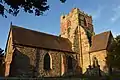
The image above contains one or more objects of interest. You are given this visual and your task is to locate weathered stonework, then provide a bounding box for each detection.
[79,26,91,73]
[9,45,36,77]
[9,45,80,77]
[60,8,93,73]
[4,29,14,77]
[90,50,108,74]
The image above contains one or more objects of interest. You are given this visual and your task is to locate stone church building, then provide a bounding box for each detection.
[3,8,114,77]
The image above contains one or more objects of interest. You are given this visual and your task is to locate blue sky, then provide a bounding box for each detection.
[0,0,120,49]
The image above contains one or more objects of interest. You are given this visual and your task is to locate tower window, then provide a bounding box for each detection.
[79,14,87,27]
[80,15,84,20]
[44,53,51,70]
[79,15,85,26]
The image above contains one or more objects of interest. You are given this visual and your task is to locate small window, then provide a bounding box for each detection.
[44,53,51,70]
[80,15,84,20]
[80,20,85,26]
[79,14,87,27]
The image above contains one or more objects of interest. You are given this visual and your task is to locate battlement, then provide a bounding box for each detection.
[60,8,94,36]
[61,8,92,20]
[70,8,92,17]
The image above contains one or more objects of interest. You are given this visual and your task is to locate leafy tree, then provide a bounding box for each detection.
[0,0,66,18]
[107,35,120,70]
[0,48,3,54]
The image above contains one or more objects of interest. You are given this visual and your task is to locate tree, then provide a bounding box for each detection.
[107,35,120,69]
[0,0,66,18]
[0,48,3,54]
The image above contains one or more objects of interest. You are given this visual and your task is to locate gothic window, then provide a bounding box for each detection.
[44,53,51,70]
[67,56,73,70]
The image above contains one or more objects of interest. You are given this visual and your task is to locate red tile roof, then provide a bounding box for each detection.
[11,25,74,53]
[90,31,113,52]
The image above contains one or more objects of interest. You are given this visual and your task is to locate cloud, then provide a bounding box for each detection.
[89,6,104,20]
[111,5,120,22]
[92,7,102,19]
[111,31,120,37]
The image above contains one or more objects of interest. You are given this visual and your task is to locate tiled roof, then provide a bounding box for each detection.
[90,31,113,52]
[11,25,74,53]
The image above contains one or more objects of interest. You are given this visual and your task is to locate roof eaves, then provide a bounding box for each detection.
[13,43,77,54]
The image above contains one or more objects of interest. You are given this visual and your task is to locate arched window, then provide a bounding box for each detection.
[67,56,73,70]
[44,53,51,70]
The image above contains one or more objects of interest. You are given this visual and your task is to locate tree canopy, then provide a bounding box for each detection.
[0,0,66,18]
[0,48,3,54]
[107,35,120,69]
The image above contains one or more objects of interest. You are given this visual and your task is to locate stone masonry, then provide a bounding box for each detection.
[9,44,80,77]
[60,8,94,73]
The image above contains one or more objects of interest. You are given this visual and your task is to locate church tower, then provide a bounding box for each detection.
[60,8,94,73]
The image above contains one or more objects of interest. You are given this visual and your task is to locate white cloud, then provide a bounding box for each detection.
[110,29,120,37]
[88,6,104,20]
[111,5,120,22]
[92,7,102,19]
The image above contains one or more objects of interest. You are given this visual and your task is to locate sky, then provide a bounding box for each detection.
[0,0,120,49]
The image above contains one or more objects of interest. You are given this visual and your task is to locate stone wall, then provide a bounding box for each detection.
[9,45,80,77]
[79,26,91,73]
[4,30,14,77]
[9,45,36,77]
[90,50,108,74]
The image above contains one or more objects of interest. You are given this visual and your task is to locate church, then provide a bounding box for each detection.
[3,8,114,77]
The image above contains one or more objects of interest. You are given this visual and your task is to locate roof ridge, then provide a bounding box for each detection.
[11,25,66,39]
[93,30,111,37]
[90,30,112,52]
[11,25,73,52]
